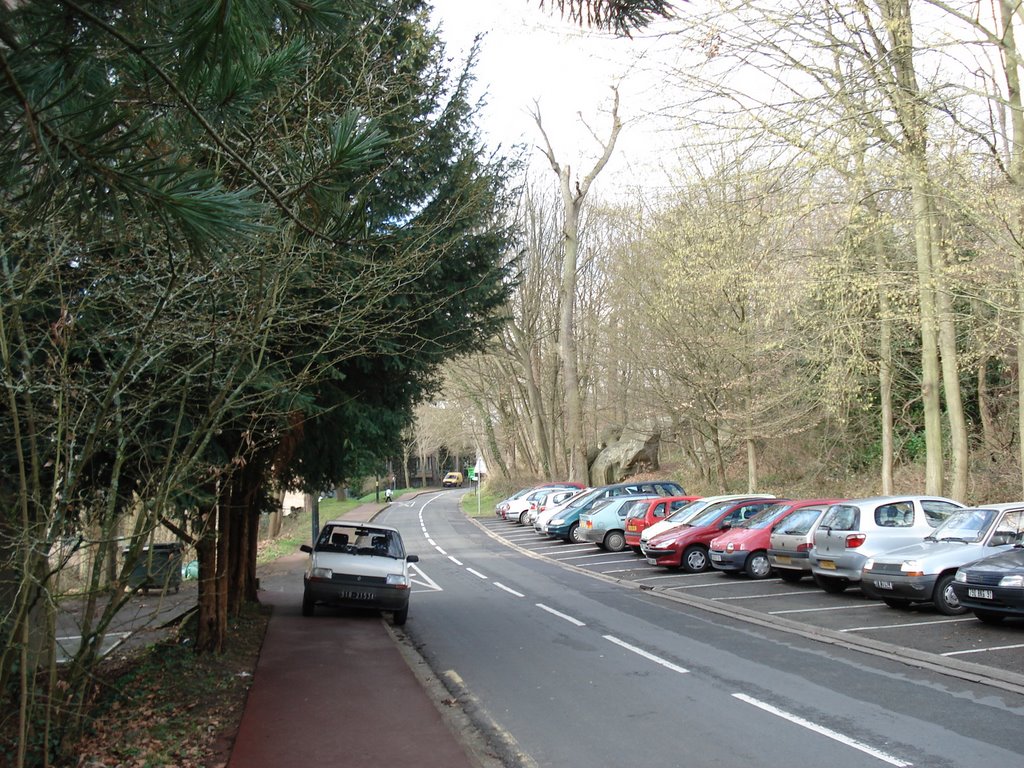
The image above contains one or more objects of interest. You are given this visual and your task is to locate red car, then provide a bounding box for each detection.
[641,497,779,572]
[624,496,700,553]
[708,499,842,579]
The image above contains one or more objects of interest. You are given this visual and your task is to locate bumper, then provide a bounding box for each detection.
[860,572,936,601]
[579,526,608,544]
[809,551,866,581]
[768,549,811,572]
[709,549,746,572]
[952,584,1024,616]
[303,576,410,613]
[640,545,680,567]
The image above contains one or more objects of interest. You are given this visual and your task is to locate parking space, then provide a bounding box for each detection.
[479,517,1024,676]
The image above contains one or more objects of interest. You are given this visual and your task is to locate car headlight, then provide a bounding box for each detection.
[863,559,874,570]
[387,573,409,588]
[550,518,564,526]
[726,542,743,553]
[954,570,967,583]
[999,574,1024,588]
[310,567,333,580]
[899,560,925,577]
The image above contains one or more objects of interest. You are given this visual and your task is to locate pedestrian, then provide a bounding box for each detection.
[385,487,393,503]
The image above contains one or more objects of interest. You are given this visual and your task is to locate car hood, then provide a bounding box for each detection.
[871,538,1010,570]
[712,528,763,548]
[960,546,1024,573]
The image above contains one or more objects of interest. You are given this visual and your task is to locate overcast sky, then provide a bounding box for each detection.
[428,0,688,192]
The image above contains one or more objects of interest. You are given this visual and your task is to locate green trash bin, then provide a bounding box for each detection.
[125,543,183,594]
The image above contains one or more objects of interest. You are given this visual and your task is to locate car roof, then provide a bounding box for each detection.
[322,520,399,533]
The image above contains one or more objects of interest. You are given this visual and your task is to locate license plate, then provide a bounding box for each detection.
[711,553,723,562]
[646,558,657,565]
[819,560,836,570]
[873,580,893,590]
[968,588,994,600]
[626,523,637,531]
[775,555,791,564]
[341,591,374,601]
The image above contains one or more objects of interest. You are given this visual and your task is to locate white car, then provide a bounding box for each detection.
[300,520,419,625]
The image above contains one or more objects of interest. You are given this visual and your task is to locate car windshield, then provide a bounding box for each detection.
[665,499,708,522]
[316,525,404,559]
[625,498,656,519]
[685,500,737,528]
[737,502,794,530]
[564,488,604,511]
[774,507,824,535]
[928,508,1001,543]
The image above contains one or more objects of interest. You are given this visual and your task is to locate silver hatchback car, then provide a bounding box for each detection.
[808,495,964,593]
[861,503,1024,614]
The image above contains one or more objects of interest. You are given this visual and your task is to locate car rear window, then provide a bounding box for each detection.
[820,504,859,531]
[775,507,824,535]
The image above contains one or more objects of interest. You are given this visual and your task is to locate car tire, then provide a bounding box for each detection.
[813,574,848,593]
[519,510,528,525]
[393,606,409,626]
[973,609,1004,625]
[883,598,912,610]
[777,570,802,583]
[744,551,772,579]
[932,573,968,616]
[301,591,314,617]
[568,522,583,544]
[604,531,627,552]
[682,545,709,573]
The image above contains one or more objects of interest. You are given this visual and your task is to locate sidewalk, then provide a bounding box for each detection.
[228,500,481,768]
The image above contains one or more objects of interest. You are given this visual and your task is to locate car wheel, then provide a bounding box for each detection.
[568,522,583,544]
[301,591,314,617]
[883,598,912,610]
[744,551,772,579]
[604,531,627,552]
[393,606,409,626]
[932,573,968,616]
[813,574,848,593]
[519,510,528,525]
[974,609,1004,625]
[777,570,802,583]
[682,545,709,573]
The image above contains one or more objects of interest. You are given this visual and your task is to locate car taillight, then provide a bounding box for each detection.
[845,534,866,548]
[530,502,537,510]
[796,543,812,552]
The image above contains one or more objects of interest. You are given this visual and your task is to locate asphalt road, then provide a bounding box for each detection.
[378,491,1024,768]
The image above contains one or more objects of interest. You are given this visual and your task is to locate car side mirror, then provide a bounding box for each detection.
[407,554,419,563]
[300,544,312,554]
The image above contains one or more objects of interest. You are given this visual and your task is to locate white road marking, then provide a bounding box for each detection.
[466,568,488,580]
[841,618,975,632]
[769,603,883,615]
[943,642,1024,656]
[713,591,809,600]
[494,582,525,597]
[603,634,689,675]
[536,603,586,626]
[560,552,632,561]
[427,537,437,547]
[409,563,442,592]
[447,555,463,566]
[732,693,912,767]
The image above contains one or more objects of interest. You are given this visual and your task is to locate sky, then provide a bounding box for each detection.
[427,0,690,193]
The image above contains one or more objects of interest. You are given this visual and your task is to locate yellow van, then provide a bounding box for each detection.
[442,471,464,488]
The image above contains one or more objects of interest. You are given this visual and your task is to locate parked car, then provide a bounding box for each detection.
[542,480,687,543]
[300,520,419,625]
[502,485,577,523]
[513,486,579,525]
[579,495,659,551]
[442,471,464,487]
[952,535,1024,623]
[808,495,964,593]
[495,486,536,518]
[861,503,1024,614]
[709,499,842,579]
[623,495,701,553]
[768,504,835,582]
[640,494,776,546]
[641,497,779,572]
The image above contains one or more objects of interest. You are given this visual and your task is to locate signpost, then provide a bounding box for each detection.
[473,456,488,516]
